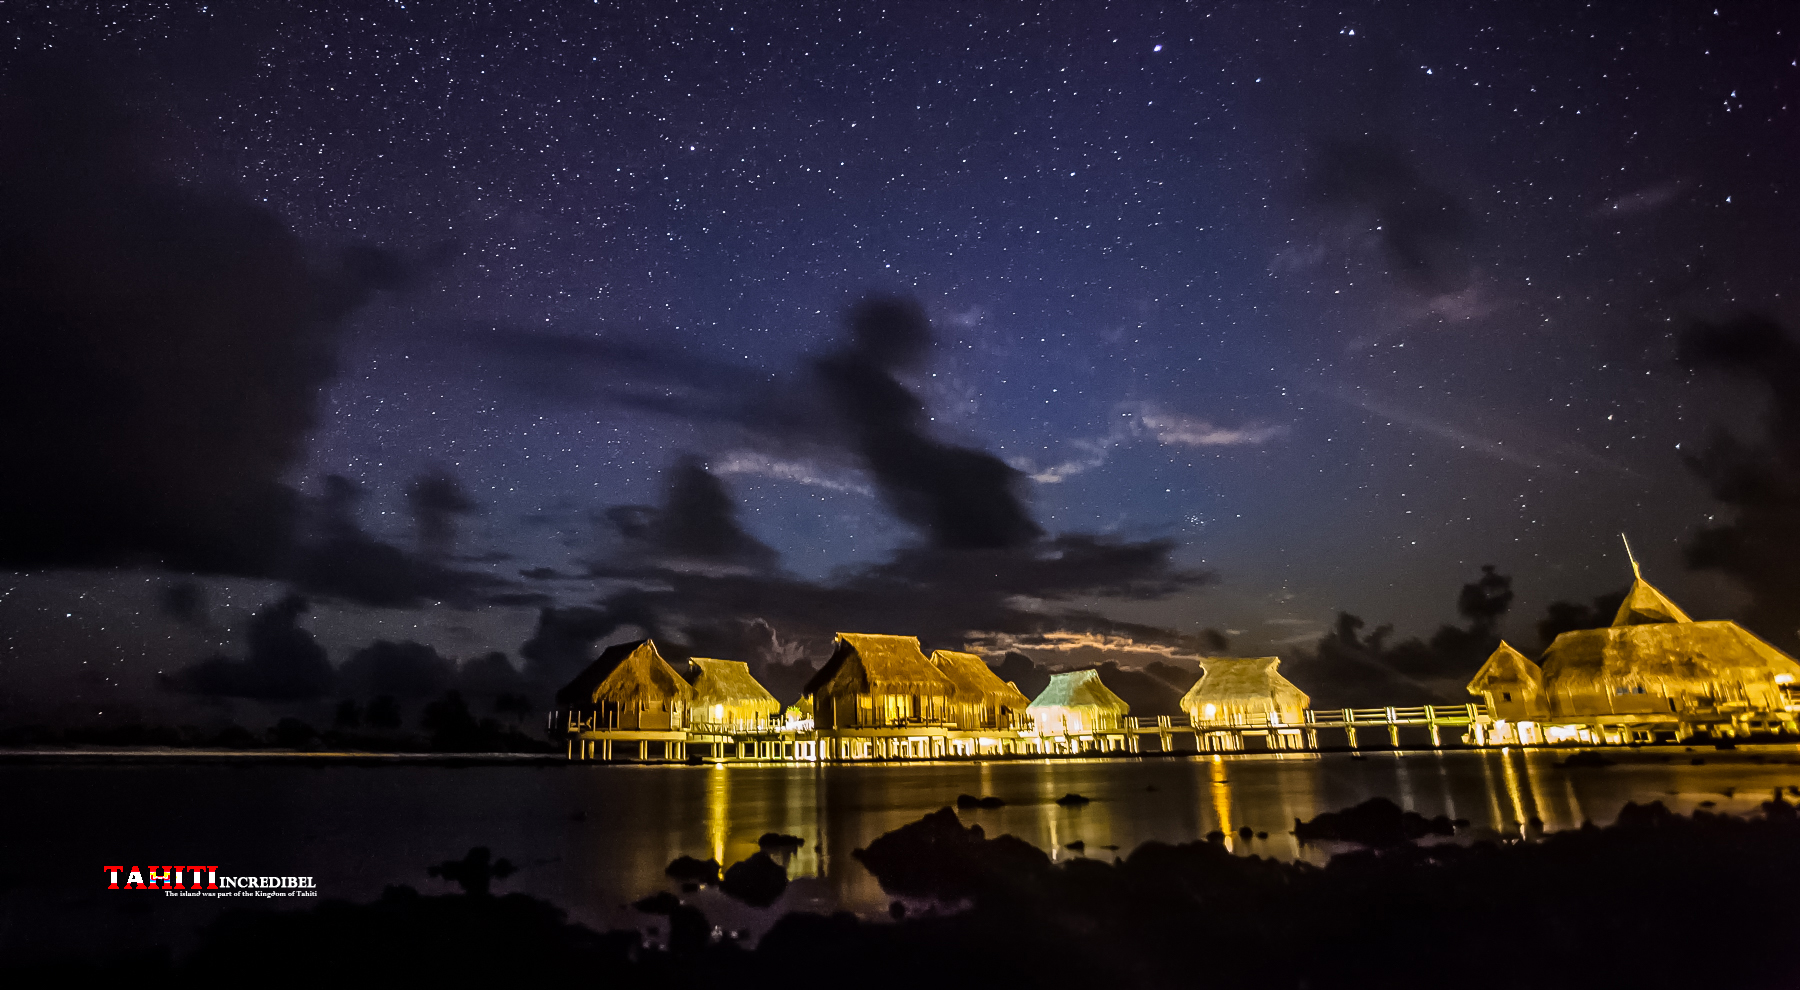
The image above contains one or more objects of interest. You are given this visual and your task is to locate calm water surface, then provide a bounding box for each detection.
[6,747,1800,957]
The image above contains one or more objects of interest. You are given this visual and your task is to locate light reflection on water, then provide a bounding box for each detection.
[7,748,1800,952]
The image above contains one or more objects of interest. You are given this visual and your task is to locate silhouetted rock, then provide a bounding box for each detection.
[1293,797,1455,847]
[426,847,516,896]
[633,891,681,914]
[852,807,1051,900]
[756,832,805,852]
[719,852,787,907]
[1055,792,1090,806]
[665,855,721,885]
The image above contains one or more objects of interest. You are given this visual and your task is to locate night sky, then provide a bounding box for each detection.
[3,1,1798,725]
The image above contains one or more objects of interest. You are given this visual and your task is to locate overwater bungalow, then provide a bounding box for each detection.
[1468,568,1800,744]
[557,640,695,759]
[687,657,781,733]
[804,633,957,759]
[928,649,1032,731]
[1027,669,1130,751]
[1180,656,1310,727]
[1465,642,1546,736]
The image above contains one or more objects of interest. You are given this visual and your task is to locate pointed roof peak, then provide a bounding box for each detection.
[1611,578,1692,626]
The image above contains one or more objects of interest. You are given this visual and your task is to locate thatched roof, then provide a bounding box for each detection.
[1180,657,1309,717]
[1541,620,1800,693]
[1467,641,1543,694]
[929,650,1032,709]
[555,640,694,707]
[1611,578,1692,626]
[802,633,955,697]
[1027,668,1130,715]
[688,658,779,711]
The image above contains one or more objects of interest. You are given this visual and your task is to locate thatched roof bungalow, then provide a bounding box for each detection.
[687,658,780,732]
[1180,657,1310,726]
[1466,641,1545,722]
[555,640,693,731]
[1535,576,1800,719]
[1027,668,1129,735]
[804,633,955,729]
[929,650,1032,730]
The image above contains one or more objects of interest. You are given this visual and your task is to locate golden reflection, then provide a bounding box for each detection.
[1207,756,1234,851]
[706,762,729,866]
[1499,748,1530,836]
[1523,750,1556,830]
[1478,750,1507,832]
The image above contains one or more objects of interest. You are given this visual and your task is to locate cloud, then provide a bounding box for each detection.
[336,640,457,700]
[293,475,505,608]
[0,70,486,609]
[1308,136,1474,294]
[161,594,335,700]
[405,468,479,557]
[1678,314,1800,648]
[1136,407,1287,448]
[600,454,778,572]
[1013,403,1284,483]
[815,296,1043,550]
[713,451,872,495]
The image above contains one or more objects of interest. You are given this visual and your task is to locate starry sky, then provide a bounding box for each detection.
[2,1,1798,723]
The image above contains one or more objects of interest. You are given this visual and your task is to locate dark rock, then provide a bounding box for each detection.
[1064,840,1085,851]
[1293,797,1455,848]
[665,855,721,885]
[632,891,681,914]
[955,793,982,809]
[720,852,787,907]
[852,807,1050,900]
[978,796,1006,808]
[1055,792,1091,806]
[1237,825,1254,839]
[757,832,805,852]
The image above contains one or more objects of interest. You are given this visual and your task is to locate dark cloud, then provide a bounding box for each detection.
[405,468,479,557]
[336,640,456,701]
[1309,136,1473,294]
[1288,565,1513,706]
[1679,314,1800,647]
[161,594,334,700]
[294,475,503,608]
[601,455,777,570]
[157,580,209,629]
[1536,587,1628,651]
[816,297,1041,550]
[0,72,491,610]
[0,73,412,576]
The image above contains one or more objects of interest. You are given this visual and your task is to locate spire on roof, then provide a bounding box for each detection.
[1610,536,1692,626]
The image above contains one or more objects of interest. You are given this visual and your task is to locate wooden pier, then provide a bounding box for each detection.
[554,703,1505,762]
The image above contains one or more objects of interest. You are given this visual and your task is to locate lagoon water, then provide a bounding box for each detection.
[6,747,1800,958]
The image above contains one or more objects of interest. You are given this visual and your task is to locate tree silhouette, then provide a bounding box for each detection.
[427,847,515,897]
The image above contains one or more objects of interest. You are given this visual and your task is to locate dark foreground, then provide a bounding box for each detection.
[18,796,1800,990]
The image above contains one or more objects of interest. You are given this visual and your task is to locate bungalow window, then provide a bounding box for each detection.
[1501,692,1512,702]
